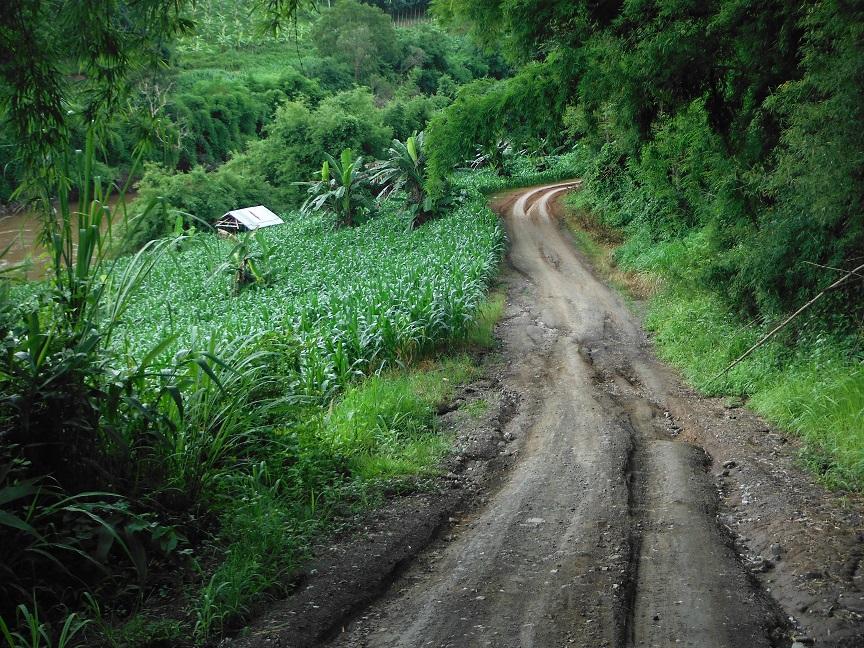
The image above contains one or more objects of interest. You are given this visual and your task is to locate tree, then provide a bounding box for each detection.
[249,88,392,206]
[425,63,567,194]
[0,1,193,185]
[370,132,433,226]
[310,0,399,84]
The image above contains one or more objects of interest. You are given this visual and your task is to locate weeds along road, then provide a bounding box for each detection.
[327,182,788,648]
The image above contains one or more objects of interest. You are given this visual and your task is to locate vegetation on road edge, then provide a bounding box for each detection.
[563,188,864,491]
[427,1,863,491]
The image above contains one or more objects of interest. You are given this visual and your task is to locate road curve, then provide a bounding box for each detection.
[327,182,785,648]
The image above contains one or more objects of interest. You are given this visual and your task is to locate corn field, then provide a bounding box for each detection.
[114,199,505,400]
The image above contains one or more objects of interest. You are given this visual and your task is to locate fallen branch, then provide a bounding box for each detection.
[804,260,864,279]
[707,262,864,385]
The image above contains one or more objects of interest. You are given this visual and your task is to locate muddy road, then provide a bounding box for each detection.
[324,181,783,648]
[236,182,864,648]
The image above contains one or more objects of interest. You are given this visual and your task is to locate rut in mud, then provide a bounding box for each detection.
[319,183,787,648]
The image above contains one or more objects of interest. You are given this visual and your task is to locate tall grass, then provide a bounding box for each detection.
[322,355,477,479]
[189,353,480,642]
[644,287,864,489]
[0,132,196,645]
[750,355,864,489]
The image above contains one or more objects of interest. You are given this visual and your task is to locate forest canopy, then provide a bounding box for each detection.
[427,0,864,326]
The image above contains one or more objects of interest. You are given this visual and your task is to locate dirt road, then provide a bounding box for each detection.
[236,182,864,648]
[322,182,786,648]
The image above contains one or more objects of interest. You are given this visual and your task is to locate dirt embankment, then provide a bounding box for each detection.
[229,183,864,648]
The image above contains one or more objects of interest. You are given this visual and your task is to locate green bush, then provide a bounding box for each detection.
[123,158,276,250]
[249,88,392,206]
[383,93,450,141]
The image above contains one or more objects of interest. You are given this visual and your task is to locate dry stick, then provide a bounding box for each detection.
[707,262,864,385]
[804,260,864,278]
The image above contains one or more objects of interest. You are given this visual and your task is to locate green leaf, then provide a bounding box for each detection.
[0,509,40,537]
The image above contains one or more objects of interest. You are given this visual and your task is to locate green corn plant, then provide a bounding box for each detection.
[111,176,507,415]
[0,601,88,648]
[149,332,292,504]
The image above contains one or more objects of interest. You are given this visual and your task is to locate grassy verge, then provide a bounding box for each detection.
[561,204,659,301]
[95,298,500,647]
[561,194,864,491]
[189,352,484,643]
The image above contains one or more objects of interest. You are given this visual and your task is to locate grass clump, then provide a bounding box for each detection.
[561,198,659,300]
[462,290,506,348]
[750,356,864,490]
[645,288,863,489]
[324,355,477,480]
[190,354,480,641]
[462,399,489,418]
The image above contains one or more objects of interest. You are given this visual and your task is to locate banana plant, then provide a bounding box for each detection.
[213,231,274,294]
[299,148,368,227]
[468,139,526,175]
[369,131,434,227]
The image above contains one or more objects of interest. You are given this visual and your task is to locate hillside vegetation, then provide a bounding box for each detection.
[0,1,516,645]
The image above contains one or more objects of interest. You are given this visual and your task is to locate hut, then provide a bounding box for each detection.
[215,205,283,232]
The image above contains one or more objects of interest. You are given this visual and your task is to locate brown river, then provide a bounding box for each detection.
[0,194,132,279]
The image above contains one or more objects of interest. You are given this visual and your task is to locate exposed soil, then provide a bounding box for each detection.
[230,183,864,648]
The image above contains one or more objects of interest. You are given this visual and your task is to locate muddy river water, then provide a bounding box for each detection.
[0,194,131,279]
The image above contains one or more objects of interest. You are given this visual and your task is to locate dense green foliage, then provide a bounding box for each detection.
[0,0,191,172]
[311,1,400,83]
[429,0,864,327]
[168,72,324,170]
[1,1,502,206]
[0,1,508,643]
[113,1,502,249]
